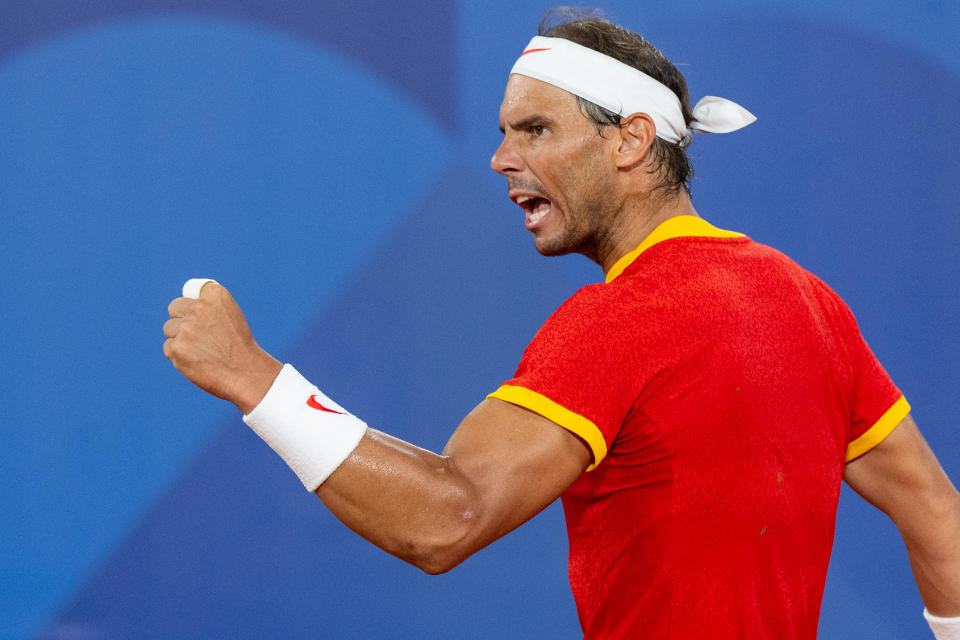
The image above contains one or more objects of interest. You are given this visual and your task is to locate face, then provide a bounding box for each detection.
[491,74,621,260]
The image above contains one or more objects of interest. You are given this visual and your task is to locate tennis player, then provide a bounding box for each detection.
[163,9,960,639]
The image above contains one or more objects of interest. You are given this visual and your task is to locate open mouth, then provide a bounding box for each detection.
[514,195,552,227]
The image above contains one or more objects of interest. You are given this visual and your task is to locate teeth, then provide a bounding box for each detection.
[515,195,532,204]
[527,209,548,224]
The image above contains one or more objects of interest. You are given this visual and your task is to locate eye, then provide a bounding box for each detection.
[530,124,544,136]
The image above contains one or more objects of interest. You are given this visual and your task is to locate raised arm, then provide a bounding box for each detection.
[844,414,960,619]
[163,281,591,574]
[316,397,590,573]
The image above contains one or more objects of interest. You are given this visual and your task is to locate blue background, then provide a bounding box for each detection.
[1,1,957,638]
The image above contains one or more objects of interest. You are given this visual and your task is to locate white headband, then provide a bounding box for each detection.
[510,36,756,145]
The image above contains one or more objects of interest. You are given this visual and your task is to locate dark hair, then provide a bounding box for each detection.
[538,7,694,195]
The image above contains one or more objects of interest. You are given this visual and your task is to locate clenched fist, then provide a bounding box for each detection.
[164,281,282,414]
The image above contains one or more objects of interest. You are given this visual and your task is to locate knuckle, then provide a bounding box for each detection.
[176,322,193,339]
[168,298,190,318]
[166,339,186,361]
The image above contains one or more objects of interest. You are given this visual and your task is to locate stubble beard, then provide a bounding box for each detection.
[536,165,622,264]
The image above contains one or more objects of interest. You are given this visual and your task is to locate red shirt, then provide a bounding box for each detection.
[489,216,908,639]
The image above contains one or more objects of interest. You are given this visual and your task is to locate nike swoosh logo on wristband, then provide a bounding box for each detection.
[306,395,344,414]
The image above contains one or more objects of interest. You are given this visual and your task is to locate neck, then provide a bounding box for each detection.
[596,189,698,276]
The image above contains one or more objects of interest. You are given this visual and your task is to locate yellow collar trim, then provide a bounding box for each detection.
[604,215,745,283]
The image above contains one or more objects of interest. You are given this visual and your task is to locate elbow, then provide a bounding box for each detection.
[415,547,475,575]
[404,505,484,575]
[409,460,487,575]
[415,552,471,576]
[389,457,491,575]
[408,528,479,575]
[416,557,458,576]
[895,485,960,547]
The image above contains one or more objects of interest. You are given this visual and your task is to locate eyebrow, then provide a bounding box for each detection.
[499,114,553,134]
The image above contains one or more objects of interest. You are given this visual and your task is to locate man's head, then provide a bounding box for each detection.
[538,9,695,195]
[490,9,694,264]
[492,72,632,262]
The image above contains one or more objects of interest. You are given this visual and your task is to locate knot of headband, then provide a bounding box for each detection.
[510,36,756,145]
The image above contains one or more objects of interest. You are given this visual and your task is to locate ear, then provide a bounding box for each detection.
[614,113,657,170]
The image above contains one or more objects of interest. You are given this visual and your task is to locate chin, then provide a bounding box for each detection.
[532,231,586,258]
[532,237,570,257]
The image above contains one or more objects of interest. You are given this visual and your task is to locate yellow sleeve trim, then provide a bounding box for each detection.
[845,396,911,462]
[487,384,608,471]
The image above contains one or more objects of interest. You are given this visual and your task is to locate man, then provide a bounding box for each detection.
[163,11,960,639]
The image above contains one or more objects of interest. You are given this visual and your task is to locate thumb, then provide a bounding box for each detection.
[182,278,220,300]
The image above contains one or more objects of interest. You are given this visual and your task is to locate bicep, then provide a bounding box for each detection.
[844,414,957,530]
[443,397,592,543]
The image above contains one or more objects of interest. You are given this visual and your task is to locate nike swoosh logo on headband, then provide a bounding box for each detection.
[520,47,551,56]
[307,395,344,414]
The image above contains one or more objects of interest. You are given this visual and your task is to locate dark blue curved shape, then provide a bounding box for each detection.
[0,0,457,130]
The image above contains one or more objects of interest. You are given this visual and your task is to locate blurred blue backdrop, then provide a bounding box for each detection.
[1,1,957,638]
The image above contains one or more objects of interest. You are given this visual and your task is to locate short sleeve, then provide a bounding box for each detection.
[487,285,652,470]
[838,301,910,461]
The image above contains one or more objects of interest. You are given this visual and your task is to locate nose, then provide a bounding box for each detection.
[490,136,522,175]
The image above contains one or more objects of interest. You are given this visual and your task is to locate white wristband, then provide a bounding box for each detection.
[925,608,960,639]
[243,364,367,491]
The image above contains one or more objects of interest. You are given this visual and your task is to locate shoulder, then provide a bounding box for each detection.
[549,282,617,319]
[526,277,675,364]
[529,284,618,350]
[731,238,859,315]
[540,278,655,334]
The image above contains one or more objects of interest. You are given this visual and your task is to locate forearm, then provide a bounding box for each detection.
[315,429,483,574]
[845,415,960,619]
[238,364,490,571]
[899,488,960,616]
[238,365,587,575]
